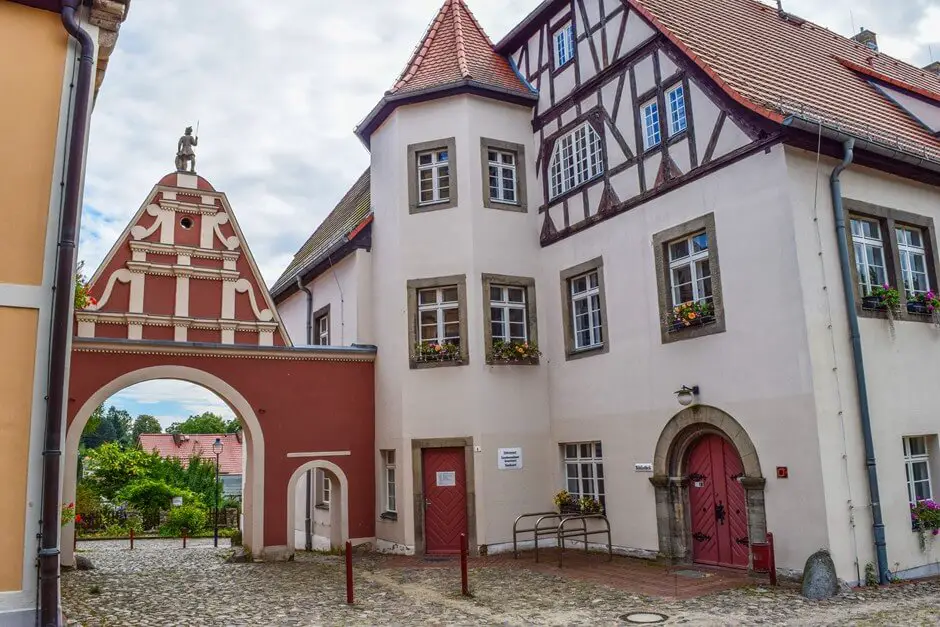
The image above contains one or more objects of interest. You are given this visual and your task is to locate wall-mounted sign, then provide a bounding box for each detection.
[776,466,789,479]
[436,471,456,487]
[634,463,653,472]
[498,447,523,470]
[171,496,183,507]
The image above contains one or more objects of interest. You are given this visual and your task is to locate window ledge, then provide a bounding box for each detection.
[486,357,540,366]
[379,511,398,522]
[410,358,467,370]
[315,503,330,511]
[565,344,607,361]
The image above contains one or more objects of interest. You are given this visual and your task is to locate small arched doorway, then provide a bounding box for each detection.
[686,434,748,568]
[650,405,766,568]
[286,460,349,552]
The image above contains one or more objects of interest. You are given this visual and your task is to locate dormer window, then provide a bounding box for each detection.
[548,122,603,200]
[554,22,575,69]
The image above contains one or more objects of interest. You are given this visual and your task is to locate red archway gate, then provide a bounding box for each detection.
[687,434,749,569]
[64,171,376,563]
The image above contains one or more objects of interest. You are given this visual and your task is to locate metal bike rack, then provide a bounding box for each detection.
[513,511,613,566]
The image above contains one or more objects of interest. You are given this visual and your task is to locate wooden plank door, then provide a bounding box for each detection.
[422,447,467,554]
[688,434,749,568]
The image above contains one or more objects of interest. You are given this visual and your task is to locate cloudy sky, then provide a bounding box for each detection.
[83,0,938,428]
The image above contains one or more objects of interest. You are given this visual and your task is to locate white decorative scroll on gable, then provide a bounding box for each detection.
[235,278,274,322]
[130,204,172,243]
[84,268,134,312]
[203,211,241,251]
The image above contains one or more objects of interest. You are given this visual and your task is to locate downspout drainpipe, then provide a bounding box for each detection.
[296,277,314,551]
[830,138,889,584]
[40,2,94,624]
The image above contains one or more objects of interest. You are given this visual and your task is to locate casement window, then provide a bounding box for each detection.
[896,226,930,297]
[408,138,457,213]
[407,275,469,367]
[548,122,604,200]
[481,138,527,212]
[666,84,688,136]
[641,99,661,150]
[313,305,330,346]
[554,22,575,68]
[560,259,607,359]
[417,149,450,205]
[851,218,887,296]
[482,274,538,364]
[653,213,726,343]
[487,149,517,204]
[382,449,397,514]
[903,436,932,505]
[316,470,331,508]
[570,271,603,350]
[668,231,711,306]
[562,442,605,509]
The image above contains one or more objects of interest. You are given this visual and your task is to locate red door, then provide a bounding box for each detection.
[422,447,468,554]
[687,434,749,568]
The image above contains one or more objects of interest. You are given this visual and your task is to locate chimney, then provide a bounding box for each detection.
[172,433,182,446]
[851,28,878,52]
[924,61,940,76]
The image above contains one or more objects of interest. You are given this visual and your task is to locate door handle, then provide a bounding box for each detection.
[425,499,432,508]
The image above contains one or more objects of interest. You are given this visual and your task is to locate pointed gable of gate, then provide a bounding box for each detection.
[76,171,291,346]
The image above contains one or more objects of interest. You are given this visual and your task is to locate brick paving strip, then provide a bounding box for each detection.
[62,540,940,626]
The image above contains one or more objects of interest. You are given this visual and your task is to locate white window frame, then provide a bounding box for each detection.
[316,313,329,345]
[554,22,574,68]
[548,122,604,200]
[666,84,687,136]
[851,218,887,296]
[562,442,605,508]
[315,470,331,508]
[904,436,933,506]
[382,450,396,514]
[487,149,518,204]
[896,226,931,297]
[570,271,602,350]
[641,99,661,150]
[417,286,461,347]
[489,285,527,343]
[668,231,711,306]
[416,149,451,205]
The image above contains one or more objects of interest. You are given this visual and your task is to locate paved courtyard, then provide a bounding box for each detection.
[63,540,940,626]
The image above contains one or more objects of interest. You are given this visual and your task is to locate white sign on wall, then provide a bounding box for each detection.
[498,447,523,470]
[171,496,183,507]
[634,463,653,473]
[436,471,456,487]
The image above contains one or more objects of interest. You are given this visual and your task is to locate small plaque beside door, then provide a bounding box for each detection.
[436,471,456,487]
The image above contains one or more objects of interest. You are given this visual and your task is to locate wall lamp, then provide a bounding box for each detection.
[675,385,699,406]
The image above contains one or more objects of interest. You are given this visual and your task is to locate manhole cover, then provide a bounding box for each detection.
[673,569,708,579]
[621,612,668,624]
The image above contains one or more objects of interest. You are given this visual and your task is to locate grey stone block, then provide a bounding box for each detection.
[801,549,839,600]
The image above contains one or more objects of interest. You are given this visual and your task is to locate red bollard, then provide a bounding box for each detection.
[129,527,134,550]
[345,541,353,605]
[182,529,187,549]
[767,532,777,586]
[460,533,469,596]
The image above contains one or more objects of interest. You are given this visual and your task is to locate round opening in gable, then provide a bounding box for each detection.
[180,216,194,230]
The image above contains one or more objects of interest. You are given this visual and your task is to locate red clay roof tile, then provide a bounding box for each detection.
[138,433,242,475]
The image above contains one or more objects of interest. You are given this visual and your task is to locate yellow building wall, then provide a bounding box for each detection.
[0,307,39,591]
[0,1,67,286]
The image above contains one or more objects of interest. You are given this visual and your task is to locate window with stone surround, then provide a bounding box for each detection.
[382,449,397,516]
[562,442,605,510]
[313,304,330,345]
[559,258,608,360]
[481,274,538,364]
[481,138,527,212]
[904,436,933,505]
[407,138,458,213]
[653,213,726,343]
[407,275,469,368]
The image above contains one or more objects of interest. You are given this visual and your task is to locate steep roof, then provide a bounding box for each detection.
[138,433,243,475]
[629,0,940,163]
[390,0,534,97]
[355,0,536,145]
[270,168,372,297]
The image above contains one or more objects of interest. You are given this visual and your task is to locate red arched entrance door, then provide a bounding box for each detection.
[687,434,749,568]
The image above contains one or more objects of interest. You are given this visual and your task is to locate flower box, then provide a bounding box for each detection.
[907,291,940,318]
[862,285,901,313]
[862,295,885,310]
[666,300,715,333]
[412,342,461,364]
[907,301,930,315]
[489,340,541,365]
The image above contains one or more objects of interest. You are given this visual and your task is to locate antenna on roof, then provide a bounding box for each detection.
[849,10,856,38]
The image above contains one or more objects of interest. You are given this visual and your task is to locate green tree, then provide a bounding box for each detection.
[81,405,133,448]
[83,442,160,500]
[166,412,240,434]
[131,414,162,442]
[151,454,219,510]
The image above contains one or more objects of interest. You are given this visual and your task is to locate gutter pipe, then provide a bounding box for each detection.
[296,277,314,551]
[40,2,95,625]
[829,138,890,584]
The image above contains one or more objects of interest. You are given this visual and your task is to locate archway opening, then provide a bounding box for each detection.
[62,366,265,566]
[286,460,349,553]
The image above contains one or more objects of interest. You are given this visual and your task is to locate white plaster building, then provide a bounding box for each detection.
[272,0,940,583]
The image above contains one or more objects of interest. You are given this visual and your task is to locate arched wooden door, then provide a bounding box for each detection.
[687,434,749,568]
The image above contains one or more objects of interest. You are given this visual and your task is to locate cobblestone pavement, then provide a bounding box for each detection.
[62,540,940,626]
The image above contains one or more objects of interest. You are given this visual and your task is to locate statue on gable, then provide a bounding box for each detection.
[175,125,198,173]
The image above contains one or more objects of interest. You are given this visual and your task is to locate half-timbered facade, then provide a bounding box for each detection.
[273,0,940,585]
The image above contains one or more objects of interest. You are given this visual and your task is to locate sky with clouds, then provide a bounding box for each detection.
[83,0,939,428]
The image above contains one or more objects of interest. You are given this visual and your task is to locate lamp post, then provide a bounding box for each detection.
[212,437,223,547]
